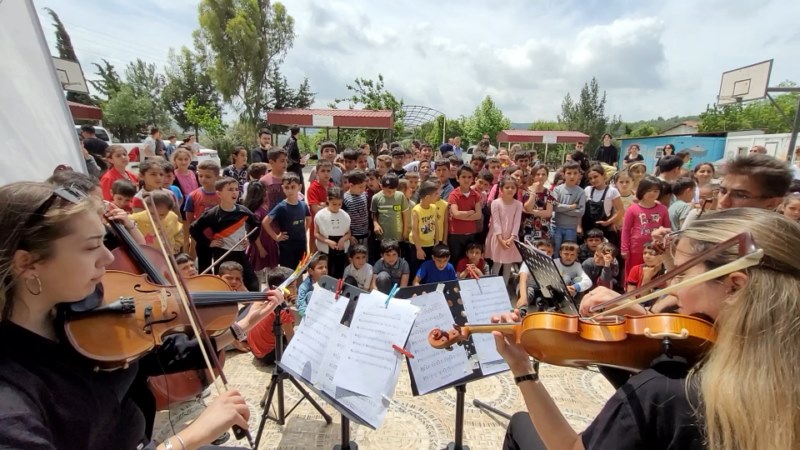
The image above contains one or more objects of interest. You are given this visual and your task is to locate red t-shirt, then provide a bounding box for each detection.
[185,188,220,223]
[247,309,296,358]
[306,179,332,242]
[99,169,138,201]
[447,188,481,235]
[455,256,486,274]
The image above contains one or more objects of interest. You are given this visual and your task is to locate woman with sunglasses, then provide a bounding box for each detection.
[0,181,284,449]
[499,207,800,450]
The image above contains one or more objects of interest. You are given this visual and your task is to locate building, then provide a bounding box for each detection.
[659,120,699,136]
[618,133,727,171]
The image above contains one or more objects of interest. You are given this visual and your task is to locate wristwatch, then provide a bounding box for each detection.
[514,373,539,384]
[230,322,247,342]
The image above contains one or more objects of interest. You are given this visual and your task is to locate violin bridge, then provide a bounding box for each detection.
[158,288,168,313]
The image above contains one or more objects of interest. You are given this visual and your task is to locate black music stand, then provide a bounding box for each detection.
[515,240,578,314]
[253,301,333,448]
[395,278,511,450]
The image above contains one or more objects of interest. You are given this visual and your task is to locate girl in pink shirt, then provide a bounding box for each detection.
[621,176,671,278]
[485,175,523,286]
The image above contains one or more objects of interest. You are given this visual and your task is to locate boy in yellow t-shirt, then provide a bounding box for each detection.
[129,190,184,254]
[409,181,439,278]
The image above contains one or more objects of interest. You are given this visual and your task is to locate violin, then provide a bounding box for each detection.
[429,233,764,372]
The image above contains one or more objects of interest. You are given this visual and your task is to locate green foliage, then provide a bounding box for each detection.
[528,120,567,131]
[102,85,151,141]
[414,115,467,146]
[331,74,404,148]
[698,89,798,134]
[623,115,699,135]
[196,0,296,125]
[185,97,225,138]
[89,59,123,101]
[125,59,168,128]
[629,124,659,137]
[462,96,511,145]
[162,46,221,135]
[44,8,95,105]
[266,67,315,133]
[559,77,609,149]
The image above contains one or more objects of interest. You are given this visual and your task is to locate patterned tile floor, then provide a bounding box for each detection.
[154,350,616,450]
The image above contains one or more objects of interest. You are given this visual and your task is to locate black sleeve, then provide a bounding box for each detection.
[138,333,217,376]
[189,209,213,245]
[580,386,644,449]
[251,148,264,163]
[0,384,58,449]
[244,207,261,242]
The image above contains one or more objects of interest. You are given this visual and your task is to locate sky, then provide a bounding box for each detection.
[34,0,800,123]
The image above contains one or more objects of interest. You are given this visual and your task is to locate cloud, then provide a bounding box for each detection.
[34,0,800,124]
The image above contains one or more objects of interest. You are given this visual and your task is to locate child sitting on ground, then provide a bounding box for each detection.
[579,228,605,263]
[456,242,486,279]
[296,253,329,317]
[626,242,666,294]
[175,253,198,277]
[555,241,592,300]
[371,239,410,294]
[516,239,555,310]
[219,261,247,292]
[342,245,373,290]
[581,242,620,291]
[413,244,457,285]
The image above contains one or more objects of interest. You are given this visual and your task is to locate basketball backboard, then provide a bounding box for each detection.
[717,59,772,106]
[52,57,89,94]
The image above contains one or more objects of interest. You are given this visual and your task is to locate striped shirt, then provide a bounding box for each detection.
[343,191,369,236]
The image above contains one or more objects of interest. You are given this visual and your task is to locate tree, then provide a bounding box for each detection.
[528,120,567,131]
[332,74,404,148]
[417,115,467,146]
[699,81,798,134]
[162,46,221,135]
[124,59,168,127]
[89,59,123,101]
[185,97,225,138]
[196,0,296,125]
[294,78,314,109]
[44,8,95,105]
[462,96,511,145]
[559,77,609,149]
[629,124,658,137]
[102,85,151,142]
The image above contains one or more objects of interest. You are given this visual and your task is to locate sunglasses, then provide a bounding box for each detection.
[24,186,87,228]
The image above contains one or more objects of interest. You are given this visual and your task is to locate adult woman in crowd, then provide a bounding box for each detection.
[654,143,676,175]
[692,162,716,203]
[0,181,285,449]
[622,143,644,168]
[593,133,619,167]
[499,207,800,450]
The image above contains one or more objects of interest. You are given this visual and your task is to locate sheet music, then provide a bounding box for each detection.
[458,277,511,375]
[333,292,420,397]
[406,291,472,394]
[281,288,349,381]
[316,323,392,428]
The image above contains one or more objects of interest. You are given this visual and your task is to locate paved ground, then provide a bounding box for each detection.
[153,350,615,449]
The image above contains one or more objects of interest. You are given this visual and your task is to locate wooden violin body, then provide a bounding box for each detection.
[429,312,716,373]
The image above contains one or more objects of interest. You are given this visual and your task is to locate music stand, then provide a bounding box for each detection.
[514,240,578,314]
[253,301,333,448]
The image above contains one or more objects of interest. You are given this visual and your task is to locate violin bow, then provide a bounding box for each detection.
[200,227,259,275]
[142,195,255,447]
[589,232,763,320]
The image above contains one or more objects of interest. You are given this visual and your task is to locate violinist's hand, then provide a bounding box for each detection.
[491,310,531,376]
[103,201,135,230]
[578,286,618,316]
[651,226,671,251]
[241,288,285,329]
[182,389,249,448]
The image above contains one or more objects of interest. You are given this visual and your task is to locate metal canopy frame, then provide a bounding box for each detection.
[402,105,446,143]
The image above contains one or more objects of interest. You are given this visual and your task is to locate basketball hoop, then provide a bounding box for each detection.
[716,60,772,107]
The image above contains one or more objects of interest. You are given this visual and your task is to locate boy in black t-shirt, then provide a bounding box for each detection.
[263,173,311,269]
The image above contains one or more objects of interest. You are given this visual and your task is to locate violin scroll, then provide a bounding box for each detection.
[428,325,469,350]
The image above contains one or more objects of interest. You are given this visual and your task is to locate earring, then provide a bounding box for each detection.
[24,275,42,296]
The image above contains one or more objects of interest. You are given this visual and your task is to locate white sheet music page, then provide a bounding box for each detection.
[458,277,511,375]
[281,288,349,381]
[406,290,471,394]
[333,292,420,397]
[317,323,392,428]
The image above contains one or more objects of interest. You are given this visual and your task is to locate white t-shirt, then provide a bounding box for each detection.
[314,208,351,253]
[403,161,420,172]
[343,263,374,290]
[584,185,620,217]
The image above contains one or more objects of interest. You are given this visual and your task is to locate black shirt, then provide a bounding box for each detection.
[0,320,209,449]
[581,360,704,449]
[624,153,645,166]
[83,137,109,170]
[594,145,619,166]
[251,146,269,163]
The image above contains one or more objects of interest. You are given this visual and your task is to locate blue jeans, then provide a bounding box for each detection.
[551,226,577,255]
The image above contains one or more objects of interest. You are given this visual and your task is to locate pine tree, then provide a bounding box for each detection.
[44,8,95,105]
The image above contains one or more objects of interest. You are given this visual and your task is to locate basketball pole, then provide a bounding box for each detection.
[766,87,800,161]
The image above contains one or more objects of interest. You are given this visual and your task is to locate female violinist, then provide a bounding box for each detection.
[0,181,284,449]
[497,207,800,450]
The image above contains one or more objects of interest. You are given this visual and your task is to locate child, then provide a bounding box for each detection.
[99,145,137,201]
[470,154,487,175]
[448,156,461,188]
[397,179,414,208]
[551,161,586,252]
[409,181,439,277]
[516,239,554,310]
[522,164,554,243]
[513,150,531,176]
[668,177,697,231]
[366,168,381,198]
[418,160,432,183]
[626,242,666,295]
[190,177,261,291]
[263,173,311,270]
[583,164,623,247]
[223,146,249,196]
[242,162,269,204]
[579,228,605,263]
[175,253,198,277]
[555,241,592,299]
[612,170,636,214]
[783,193,800,222]
[314,187,351,279]
[129,190,184,254]
[342,148,361,173]
[485,175,523,286]
[308,142,343,186]
[456,242,487,279]
[161,162,185,211]
[219,260,247,292]
[296,253,329,317]
[621,176,671,278]
[390,148,407,177]
[130,160,170,213]
[171,148,198,198]
[111,179,136,212]
[447,166,482,264]
[375,155,391,177]
[259,148,289,215]
[184,160,221,269]
[371,239,410,294]
[247,266,297,364]
[307,159,335,253]
[244,180,277,274]
[343,170,370,246]
[405,171,420,198]
[582,242,620,291]
[413,244,457,285]
[343,245,373,290]
[628,162,647,192]
[434,159,454,200]
[371,173,409,245]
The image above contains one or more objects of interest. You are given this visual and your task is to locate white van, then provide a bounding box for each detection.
[75,125,114,143]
